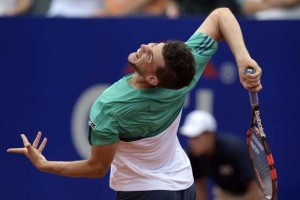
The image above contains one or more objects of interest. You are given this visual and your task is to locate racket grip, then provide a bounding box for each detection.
[249,92,259,107]
[244,67,259,107]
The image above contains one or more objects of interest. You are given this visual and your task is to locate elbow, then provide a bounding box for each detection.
[209,8,233,25]
[93,169,107,178]
[213,7,232,17]
[85,158,111,178]
[88,165,110,178]
[87,170,106,179]
[208,7,232,41]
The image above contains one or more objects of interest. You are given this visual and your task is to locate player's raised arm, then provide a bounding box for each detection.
[197,8,262,93]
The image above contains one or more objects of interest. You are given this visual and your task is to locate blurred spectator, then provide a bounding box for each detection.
[29,0,51,16]
[0,0,32,16]
[241,0,300,19]
[95,0,168,17]
[179,110,262,200]
[167,0,300,19]
[165,0,181,18]
[179,0,241,16]
[47,0,171,18]
[47,0,104,18]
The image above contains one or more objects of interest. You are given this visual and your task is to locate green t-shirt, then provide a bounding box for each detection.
[88,32,218,146]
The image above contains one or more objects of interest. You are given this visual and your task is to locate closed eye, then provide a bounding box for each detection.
[147,52,153,63]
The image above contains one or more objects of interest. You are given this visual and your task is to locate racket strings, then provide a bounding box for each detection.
[250,129,273,199]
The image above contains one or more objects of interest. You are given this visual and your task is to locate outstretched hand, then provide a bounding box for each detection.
[238,56,263,93]
[7,131,48,171]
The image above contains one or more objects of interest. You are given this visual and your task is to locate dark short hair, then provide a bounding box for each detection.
[156,41,195,89]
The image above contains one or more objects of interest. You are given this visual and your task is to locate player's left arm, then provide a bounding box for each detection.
[7,131,118,178]
[196,8,262,92]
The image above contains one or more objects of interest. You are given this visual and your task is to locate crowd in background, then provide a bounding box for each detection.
[0,0,300,19]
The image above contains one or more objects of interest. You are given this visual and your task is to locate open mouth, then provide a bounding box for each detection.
[135,48,141,59]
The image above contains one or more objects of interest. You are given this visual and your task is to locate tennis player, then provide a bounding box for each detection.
[7,7,262,200]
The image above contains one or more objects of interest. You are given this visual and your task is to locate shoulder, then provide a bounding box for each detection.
[185,32,215,47]
[185,32,218,57]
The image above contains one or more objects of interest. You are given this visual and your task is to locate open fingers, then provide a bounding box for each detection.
[7,132,48,155]
[6,134,30,154]
[32,131,42,148]
[38,138,47,153]
[7,148,27,154]
[21,134,32,148]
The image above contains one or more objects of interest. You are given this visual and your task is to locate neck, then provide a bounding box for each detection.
[129,72,155,89]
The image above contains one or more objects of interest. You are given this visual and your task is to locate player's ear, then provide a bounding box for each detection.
[145,75,158,86]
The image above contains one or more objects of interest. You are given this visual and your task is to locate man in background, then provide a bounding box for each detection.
[180,110,262,200]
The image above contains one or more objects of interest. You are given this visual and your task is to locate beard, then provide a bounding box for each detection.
[128,60,137,70]
[128,60,143,76]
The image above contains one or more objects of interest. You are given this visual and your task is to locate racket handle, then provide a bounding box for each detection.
[244,67,259,107]
[249,92,259,107]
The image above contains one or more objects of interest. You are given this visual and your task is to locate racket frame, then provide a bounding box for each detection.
[245,67,277,200]
[246,103,278,200]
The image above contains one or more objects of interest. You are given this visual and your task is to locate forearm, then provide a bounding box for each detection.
[216,8,250,64]
[197,8,262,91]
[40,159,107,178]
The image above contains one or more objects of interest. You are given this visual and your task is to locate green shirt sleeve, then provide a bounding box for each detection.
[89,99,120,146]
[185,32,218,86]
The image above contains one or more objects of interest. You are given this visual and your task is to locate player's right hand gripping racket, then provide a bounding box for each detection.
[245,67,278,200]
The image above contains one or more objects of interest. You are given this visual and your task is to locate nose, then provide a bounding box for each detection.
[140,44,150,53]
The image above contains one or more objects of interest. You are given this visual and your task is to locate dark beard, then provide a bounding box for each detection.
[128,61,143,76]
[128,60,137,70]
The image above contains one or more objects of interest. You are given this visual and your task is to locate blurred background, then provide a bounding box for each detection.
[1,0,300,199]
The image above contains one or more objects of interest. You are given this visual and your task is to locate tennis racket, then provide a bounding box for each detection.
[245,67,278,200]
